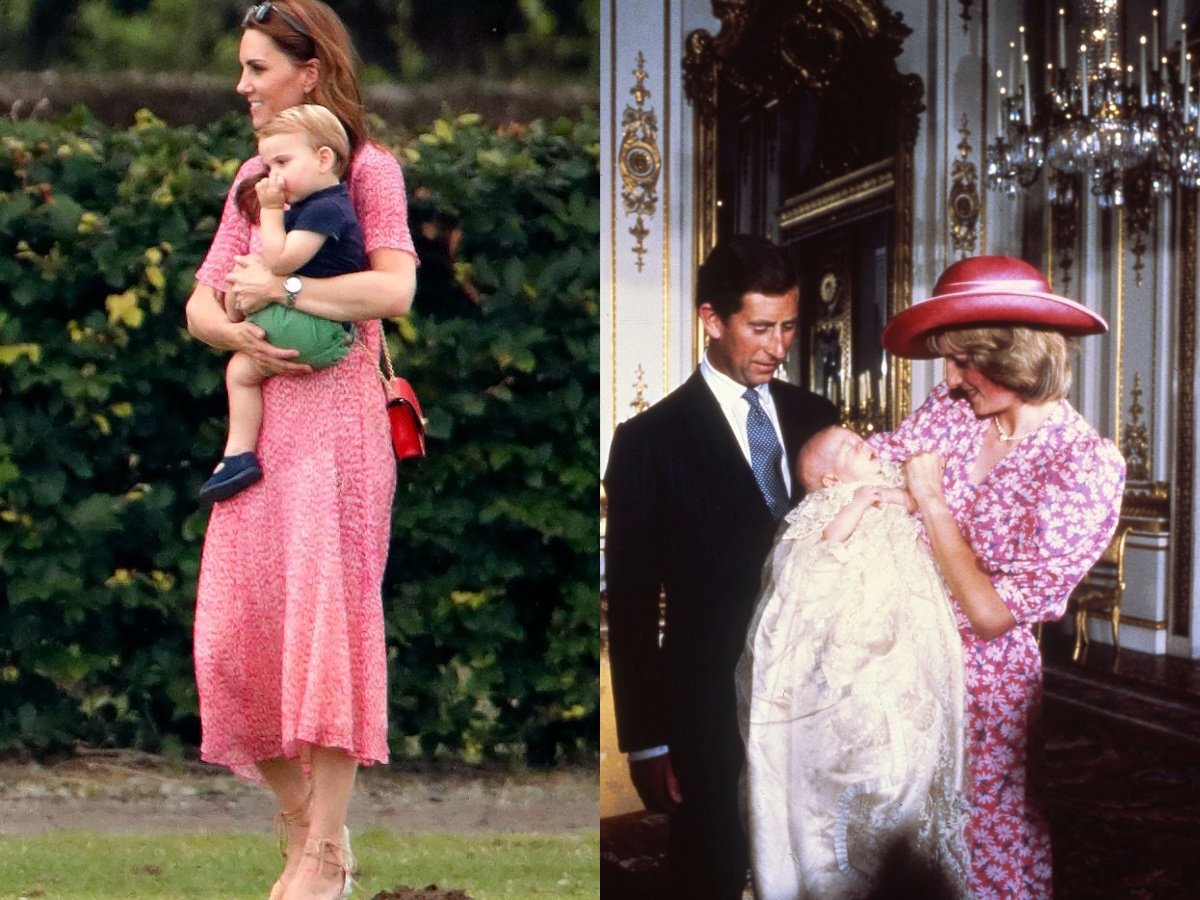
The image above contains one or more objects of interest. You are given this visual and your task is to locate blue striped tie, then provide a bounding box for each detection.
[743,388,790,520]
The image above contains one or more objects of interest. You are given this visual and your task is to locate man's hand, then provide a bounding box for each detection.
[629,753,683,814]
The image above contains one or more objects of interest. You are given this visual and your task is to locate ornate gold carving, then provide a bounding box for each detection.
[630,364,650,414]
[1124,168,1155,287]
[949,115,980,256]
[620,52,661,272]
[1049,175,1080,294]
[1121,373,1151,482]
[683,1,908,115]
[686,0,922,422]
[1172,195,1196,638]
[1122,479,1170,525]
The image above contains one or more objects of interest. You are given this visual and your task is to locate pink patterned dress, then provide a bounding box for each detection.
[192,143,416,780]
[870,383,1124,899]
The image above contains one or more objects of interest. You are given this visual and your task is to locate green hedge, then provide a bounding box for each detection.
[0,106,599,764]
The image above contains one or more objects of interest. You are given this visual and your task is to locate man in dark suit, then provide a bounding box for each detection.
[604,235,839,898]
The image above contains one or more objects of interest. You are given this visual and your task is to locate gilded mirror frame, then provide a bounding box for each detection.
[683,0,922,430]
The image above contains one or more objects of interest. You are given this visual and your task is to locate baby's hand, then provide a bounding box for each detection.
[875,487,911,507]
[852,485,883,507]
[255,172,287,210]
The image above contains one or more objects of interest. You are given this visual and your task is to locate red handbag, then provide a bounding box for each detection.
[379,339,426,462]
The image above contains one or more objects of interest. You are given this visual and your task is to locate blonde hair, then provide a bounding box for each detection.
[931,326,1074,402]
[257,104,351,176]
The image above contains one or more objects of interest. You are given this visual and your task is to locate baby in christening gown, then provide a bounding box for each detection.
[737,425,970,900]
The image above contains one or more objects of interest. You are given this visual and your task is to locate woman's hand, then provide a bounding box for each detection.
[186,282,312,377]
[226,254,283,316]
[229,319,312,377]
[905,452,948,511]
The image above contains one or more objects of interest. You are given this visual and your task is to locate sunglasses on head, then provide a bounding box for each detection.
[242,2,311,38]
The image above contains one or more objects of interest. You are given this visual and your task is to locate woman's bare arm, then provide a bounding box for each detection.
[184,282,312,376]
[906,452,1017,640]
[227,247,416,321]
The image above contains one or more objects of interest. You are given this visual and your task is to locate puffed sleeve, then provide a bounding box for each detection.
[347,143,417,260]
[868,382,958,464]
[988,436,1126,624]
[195,157,260,291]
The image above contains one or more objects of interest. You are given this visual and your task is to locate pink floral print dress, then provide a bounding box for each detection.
[870,383,1125,899]
[192,143,416,780]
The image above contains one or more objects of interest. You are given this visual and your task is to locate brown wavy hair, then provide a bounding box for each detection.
[235,0,368,221]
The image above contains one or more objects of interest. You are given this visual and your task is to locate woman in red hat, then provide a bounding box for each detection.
[870,255,1125,899]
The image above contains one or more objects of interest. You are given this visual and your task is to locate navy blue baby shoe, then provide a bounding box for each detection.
[199,452,263,503]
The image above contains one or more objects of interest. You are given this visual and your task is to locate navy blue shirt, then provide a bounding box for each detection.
[284,182,366,278]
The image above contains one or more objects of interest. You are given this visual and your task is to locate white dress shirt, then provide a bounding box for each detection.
[700,352,793,496]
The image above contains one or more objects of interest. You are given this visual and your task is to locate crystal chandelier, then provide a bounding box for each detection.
[987,3,1200,209]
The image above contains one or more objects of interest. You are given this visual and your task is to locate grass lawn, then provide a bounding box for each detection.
[0,829,599,899]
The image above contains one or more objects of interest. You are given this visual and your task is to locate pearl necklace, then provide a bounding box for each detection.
[993,416,1041,443]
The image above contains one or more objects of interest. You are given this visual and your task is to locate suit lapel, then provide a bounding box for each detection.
[677,371,771,517]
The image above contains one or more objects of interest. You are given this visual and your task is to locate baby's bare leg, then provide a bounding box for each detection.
[224,351,268,456]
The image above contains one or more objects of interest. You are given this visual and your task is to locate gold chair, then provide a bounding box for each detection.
[1067,523,1133,661]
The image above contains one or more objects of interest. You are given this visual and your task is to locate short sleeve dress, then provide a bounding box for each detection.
[192,143,417,779]
[869,383,1125,899]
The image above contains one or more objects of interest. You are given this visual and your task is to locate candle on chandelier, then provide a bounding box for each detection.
[1057,8,1067,70]
[1023,55,1032,125]
[1081,44,1089,112]
[1181,23,1188,88]
[1186,53,1193,124]
[1140,36,1148,105]
[1152,8,1160,67]
[996,71,1006,135]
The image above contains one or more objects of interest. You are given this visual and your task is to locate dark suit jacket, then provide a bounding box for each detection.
[603,370,838,758]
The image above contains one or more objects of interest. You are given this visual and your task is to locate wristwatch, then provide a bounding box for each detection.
[283,275,302,308]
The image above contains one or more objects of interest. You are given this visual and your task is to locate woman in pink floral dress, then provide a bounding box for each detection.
[183,3,416,898]
[870,256,1125,899]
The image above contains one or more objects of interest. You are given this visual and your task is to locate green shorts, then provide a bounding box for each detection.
[249,305,352,369]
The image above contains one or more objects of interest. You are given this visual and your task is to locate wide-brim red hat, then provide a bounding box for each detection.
[881,255,1109,359]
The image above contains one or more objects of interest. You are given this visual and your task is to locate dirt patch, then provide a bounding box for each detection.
[372,888,473,900]
[0,749,597,837]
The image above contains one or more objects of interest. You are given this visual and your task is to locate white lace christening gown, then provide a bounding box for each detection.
[737,468,971,900]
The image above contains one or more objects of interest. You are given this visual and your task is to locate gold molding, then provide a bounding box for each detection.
[608,2,618,433]
[1115,207,1124,443]
[948,114,980,256]
[682,0,921,418]
[1171,194,1196,638]
[620,51,661,272]
[1081,611,1168,631]
[630,364,650,415]
[691,81,715,369]
[778,159,894,230]
[1121,373,1151,482]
